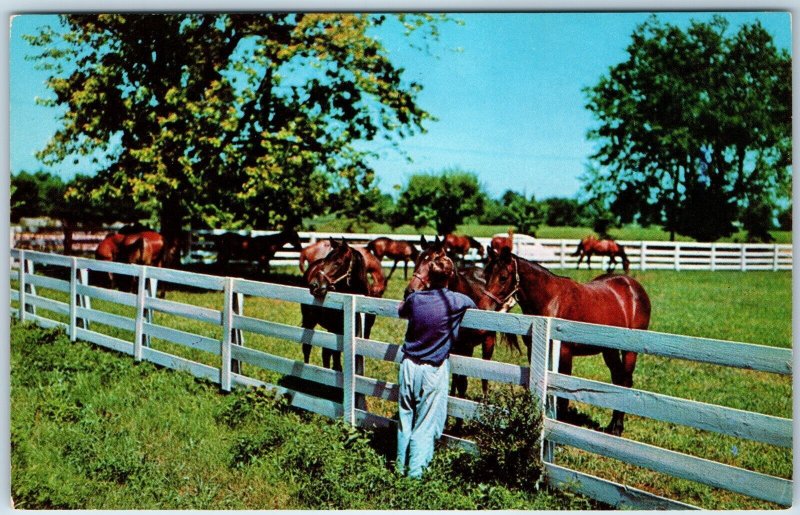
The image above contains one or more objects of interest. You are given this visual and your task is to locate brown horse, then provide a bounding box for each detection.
[490,229,515,254]
[444,233,485,262]
[479,247,651,436]
[299,239,386,297]
[301,239,376,371]
[215,228,303,275]
[404,235,497,399]
[95,229,176,295]
[366,237,419,279]
[573,235,630,273]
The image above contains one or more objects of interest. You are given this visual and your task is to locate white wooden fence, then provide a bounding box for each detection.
[9,249,793,509]
[188,230,793,272]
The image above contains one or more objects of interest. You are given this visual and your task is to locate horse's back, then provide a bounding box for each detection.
[588,274,650,329]
[557,274,650,330]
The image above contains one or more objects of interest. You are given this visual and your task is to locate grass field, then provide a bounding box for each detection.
[10,263,792,509]
[304,215,793,243]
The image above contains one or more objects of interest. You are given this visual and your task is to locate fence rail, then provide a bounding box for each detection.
[8,249,793,509]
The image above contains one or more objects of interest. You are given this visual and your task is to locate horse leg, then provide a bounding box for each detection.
[386,260,398,280]
[480,331,496,398]
[575,252,584,269]
[601,349,636,436]
[556,344,574,421]
[403,259,409,279]
[300,305,314,364]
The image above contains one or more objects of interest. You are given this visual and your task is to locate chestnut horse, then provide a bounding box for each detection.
[573,235,630,273]
[301,239,376,371]
[490,229,515,254]
[404,236,497,399]
[95,228,176,295]
[444,233,485,263]
[366,237,419,280]
[299,239,386,297]
[215,229,303,276]
[479,247,651,436]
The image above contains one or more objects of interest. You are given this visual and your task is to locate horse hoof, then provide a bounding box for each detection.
[603,425,623,437]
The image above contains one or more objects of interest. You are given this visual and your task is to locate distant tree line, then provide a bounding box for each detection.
[2,168,692,238]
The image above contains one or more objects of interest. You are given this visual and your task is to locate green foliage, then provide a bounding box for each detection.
[584,15,791,241]
[499,190,545,236]
[468,386,544,489]
[394,169,486,234]
[26,14,446,234]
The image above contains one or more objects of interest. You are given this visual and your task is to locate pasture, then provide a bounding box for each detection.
[10,263,792,509]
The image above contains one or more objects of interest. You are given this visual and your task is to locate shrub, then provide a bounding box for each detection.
[469,385,544,490]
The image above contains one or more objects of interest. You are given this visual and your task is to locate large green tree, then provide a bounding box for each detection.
[26,14,442,241]
[394,170,486,234]
[583,15,791,241]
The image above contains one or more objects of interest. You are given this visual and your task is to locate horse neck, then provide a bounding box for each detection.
[450,270,480,302]
[514,258,565,315]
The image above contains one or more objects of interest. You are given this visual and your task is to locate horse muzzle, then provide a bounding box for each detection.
[309,281,329,298]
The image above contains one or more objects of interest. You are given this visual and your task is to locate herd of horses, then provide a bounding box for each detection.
[94,226,644,436]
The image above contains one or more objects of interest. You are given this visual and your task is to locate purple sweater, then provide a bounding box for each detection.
[398,288,476,366]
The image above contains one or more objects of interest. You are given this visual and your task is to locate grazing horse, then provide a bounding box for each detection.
[444,233,485,263]
[479,246,651,436]
[215,228,303,276]
[301,239,376,371]
[299,239,386,297]
[365,237,419,280]
[95,229,176,296]
[573,235,630,273]
[404,235,497,399]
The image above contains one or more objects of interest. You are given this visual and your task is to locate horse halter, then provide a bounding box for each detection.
[316,251,354,290]
[483,256,520,312]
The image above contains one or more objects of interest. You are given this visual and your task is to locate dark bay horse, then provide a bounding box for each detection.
[215,229,303,276]
[444,233,485,263]
[301,239,376,371]
[479,246,651,436]
[299,239,386,297]
[404,236,497,399]
[366,237,419,280]
[573,235,630,273]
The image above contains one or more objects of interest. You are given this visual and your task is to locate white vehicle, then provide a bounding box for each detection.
[492,233,557,261]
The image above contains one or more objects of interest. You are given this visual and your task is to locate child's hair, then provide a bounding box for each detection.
[428,257,454,288]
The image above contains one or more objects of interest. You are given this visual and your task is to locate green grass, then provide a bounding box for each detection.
[10,265,792,509]
[11,321,598,510]
[303,216,792,243]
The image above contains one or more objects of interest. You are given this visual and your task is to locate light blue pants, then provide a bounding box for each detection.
[396,358,450,478]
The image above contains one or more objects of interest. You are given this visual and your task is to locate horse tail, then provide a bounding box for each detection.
[571,240,584,256]
[618,244,631,272]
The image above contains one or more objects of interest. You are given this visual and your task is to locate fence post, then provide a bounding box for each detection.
[134,266,148,362]
[711,243,717,272]
[77,267,90,330]
[740,244,747,272]
[221,277,234,391]
[773,244,779,271]
[231,291,244,375]
[19,252,36,320]
[69,257,78,341]
[342,295,357,425]
[529,316,554,462]
[674,243,681,272]
[639,241,646,271]
[559,240,566,268]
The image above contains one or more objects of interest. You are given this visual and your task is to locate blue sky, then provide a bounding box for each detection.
[9,12,793,200]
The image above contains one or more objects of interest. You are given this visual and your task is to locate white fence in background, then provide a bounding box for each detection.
[11,229,793,271]
[188,230,793,272]
[9,249,792,509]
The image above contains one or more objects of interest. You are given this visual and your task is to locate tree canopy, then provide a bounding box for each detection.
[583,15,791,241]
[26,14,444,238]
[393,170,485,234]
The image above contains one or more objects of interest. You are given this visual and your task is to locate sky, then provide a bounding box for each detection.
[8,11,793,201]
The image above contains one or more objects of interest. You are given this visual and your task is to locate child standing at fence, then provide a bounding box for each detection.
[396,257,475,478]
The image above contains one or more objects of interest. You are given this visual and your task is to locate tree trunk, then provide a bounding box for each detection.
[159,192,186,267]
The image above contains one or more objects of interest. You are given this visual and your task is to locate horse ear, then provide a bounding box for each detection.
[340,237,349,248]
[420,235,428,249]
[487,245,497,260]
[329,237,339,248]
[499,246,512,259]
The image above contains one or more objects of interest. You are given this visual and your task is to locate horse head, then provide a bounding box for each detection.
[305,238,357,298]
[479,246,519,312]
[404,237,453,298]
